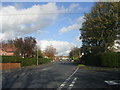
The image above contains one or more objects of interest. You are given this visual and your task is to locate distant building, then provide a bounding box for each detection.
[107,40,120,52]
[44,55,49,59]
[59,56,69,60]
[114,40,120,52]
[0,44,16,56]
[54,56,60,61]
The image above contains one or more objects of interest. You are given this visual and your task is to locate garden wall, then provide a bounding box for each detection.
[0,63,21,70]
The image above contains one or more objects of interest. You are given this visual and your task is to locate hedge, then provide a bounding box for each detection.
[99,52,120,67]
[1,56,20,63]
[81,52,120,68]
[1,56,51,67]
[38,58,50,64]
[73,58,81,64]
[20,57,37,67]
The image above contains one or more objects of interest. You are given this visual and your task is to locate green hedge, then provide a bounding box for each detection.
[38,58,50,64]
[73,58,81,64]
[99,52,120,67]
[1,56,20,63]
[81,52,120,68]
[20,57,37,67]
[1,56,51,67]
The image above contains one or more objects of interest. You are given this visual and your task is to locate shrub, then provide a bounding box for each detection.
[1,56,51,67]
[38,55,43,58]
[20,57,37,67]
[74,58,81,64]
[38,58,50,64]
[2,56,21,63]
[99,52,120,67]
[81,52,120,68]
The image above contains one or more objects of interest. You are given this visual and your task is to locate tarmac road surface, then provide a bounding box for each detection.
[2,61,120,89]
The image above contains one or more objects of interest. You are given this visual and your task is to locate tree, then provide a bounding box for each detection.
[44,45,57,60]
[14,38,24,57]
[69,47,81,59]
[80,2,120,55]
[14,37,37,58]
[34,47,43,58]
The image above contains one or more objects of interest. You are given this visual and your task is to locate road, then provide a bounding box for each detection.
[2,61,120,89]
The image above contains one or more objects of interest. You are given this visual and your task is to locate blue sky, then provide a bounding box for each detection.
[1,2,95,55]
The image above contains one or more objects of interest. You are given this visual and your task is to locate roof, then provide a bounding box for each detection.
[1,43,16,52]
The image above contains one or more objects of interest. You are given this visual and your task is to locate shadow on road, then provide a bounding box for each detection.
[58,61,75,66]
[73,67,120,88]
[2,61,76,88]
[2,68,64,88]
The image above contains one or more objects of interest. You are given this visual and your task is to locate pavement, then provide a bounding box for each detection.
[1,61,120,89]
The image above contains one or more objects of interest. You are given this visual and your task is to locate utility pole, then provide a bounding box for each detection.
[36,46,38,65]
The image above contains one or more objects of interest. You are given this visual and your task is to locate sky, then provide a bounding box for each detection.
[0,2,95,56]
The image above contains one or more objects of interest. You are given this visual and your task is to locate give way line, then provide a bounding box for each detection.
[57,67,79,90]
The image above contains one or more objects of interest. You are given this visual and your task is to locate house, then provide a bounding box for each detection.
[59,56,69,60]
[0,44,16,56]
[62,56,69,60]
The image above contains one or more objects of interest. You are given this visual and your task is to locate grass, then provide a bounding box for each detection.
[78,64,86,67]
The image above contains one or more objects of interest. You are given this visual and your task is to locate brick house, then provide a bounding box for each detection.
[0,44,16,56]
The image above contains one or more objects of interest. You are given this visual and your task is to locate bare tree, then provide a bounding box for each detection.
[14,37,37,58]
[44,45,57,60]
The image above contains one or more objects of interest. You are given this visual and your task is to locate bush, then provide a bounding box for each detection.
[1,56,51,67]
[20,57,37,67]
[38,55,44,58]
[99,52,120,67]
[2,56,21,63]
[2,56,36,66]
[81,52,120,68]
[74,58,81,64]
[38,58,50,64]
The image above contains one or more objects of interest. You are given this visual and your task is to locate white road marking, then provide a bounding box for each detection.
[74,78,77,81]
[72,81,75,84]
[63,81,67,84]
[60,84,65,87]
[41,67,53,71]
[57,67,79,90]
[42,68,47,71]
[69,84,74,87]
[68,77,78,90]
[105,80,120,85]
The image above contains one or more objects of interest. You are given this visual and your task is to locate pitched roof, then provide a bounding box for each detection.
[1,44,16,52]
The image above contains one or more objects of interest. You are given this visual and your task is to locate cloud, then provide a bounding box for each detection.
[69,3,80,11]
[75,36,80,42]
[59,16,85,34]
[37,40,75,56]
[1,3,80,41]
[77,16,85,23]
[59,3,80,13]
[1,3,58,40]
[60,24,80,33]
